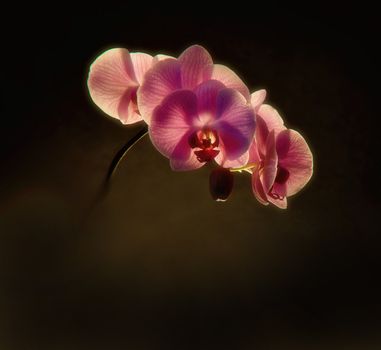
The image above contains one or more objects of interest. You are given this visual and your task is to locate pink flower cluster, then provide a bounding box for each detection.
[88,45,313,208]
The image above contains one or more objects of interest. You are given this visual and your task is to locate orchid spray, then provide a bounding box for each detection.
[88,45,313,208]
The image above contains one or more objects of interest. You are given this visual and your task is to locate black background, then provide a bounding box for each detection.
[1,4,380,349]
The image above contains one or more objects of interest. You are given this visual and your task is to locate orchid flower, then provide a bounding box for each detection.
[86,44,313,209]
[247,104,313,209]
[149,80,255,171]
[87,48,170,124]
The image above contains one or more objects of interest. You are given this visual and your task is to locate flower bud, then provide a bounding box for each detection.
[209,167,234,201]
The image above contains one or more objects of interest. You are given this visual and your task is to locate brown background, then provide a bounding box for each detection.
[1,4,380,349]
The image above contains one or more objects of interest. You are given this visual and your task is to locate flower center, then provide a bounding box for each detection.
[188,128,220,163]
[275,166,289,184]
[268,166,289,200]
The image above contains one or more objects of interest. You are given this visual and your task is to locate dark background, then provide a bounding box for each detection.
[1,4,380,349]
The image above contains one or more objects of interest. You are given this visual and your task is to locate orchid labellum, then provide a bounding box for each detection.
[87,44,313,208]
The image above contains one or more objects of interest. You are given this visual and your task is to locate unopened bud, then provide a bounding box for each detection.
[209,167,234,201]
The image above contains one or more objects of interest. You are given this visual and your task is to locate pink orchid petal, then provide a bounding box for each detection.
[117,86,142,125]
[257,104,285,134]
[251,89,267,110]
[217,123,251,161]
[262,130,278,193]
[130,52,153,85]
[276,129,313,196]
[248,138,262,164]
[255,115,270,157]
[252,170,269,205]
[149,90,197,159]
[215,149,250,168]
[272,182,287,198]
[193,80,225,122]
[253,167,287,208]
[215,89,255,160]
[255,104,285,157]
[137,58,182,123]
[153,54,175,63]
[204,64,251,101]
[267,194,288,209]
[88,48,142,124]
[123,112,142,125]
[178,45,213,89]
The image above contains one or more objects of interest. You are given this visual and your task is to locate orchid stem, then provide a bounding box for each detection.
[229,162,257,173]
[104,126,148,186]
[84,126,148,220]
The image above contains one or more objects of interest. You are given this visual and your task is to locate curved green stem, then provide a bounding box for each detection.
[229,162,257,173]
